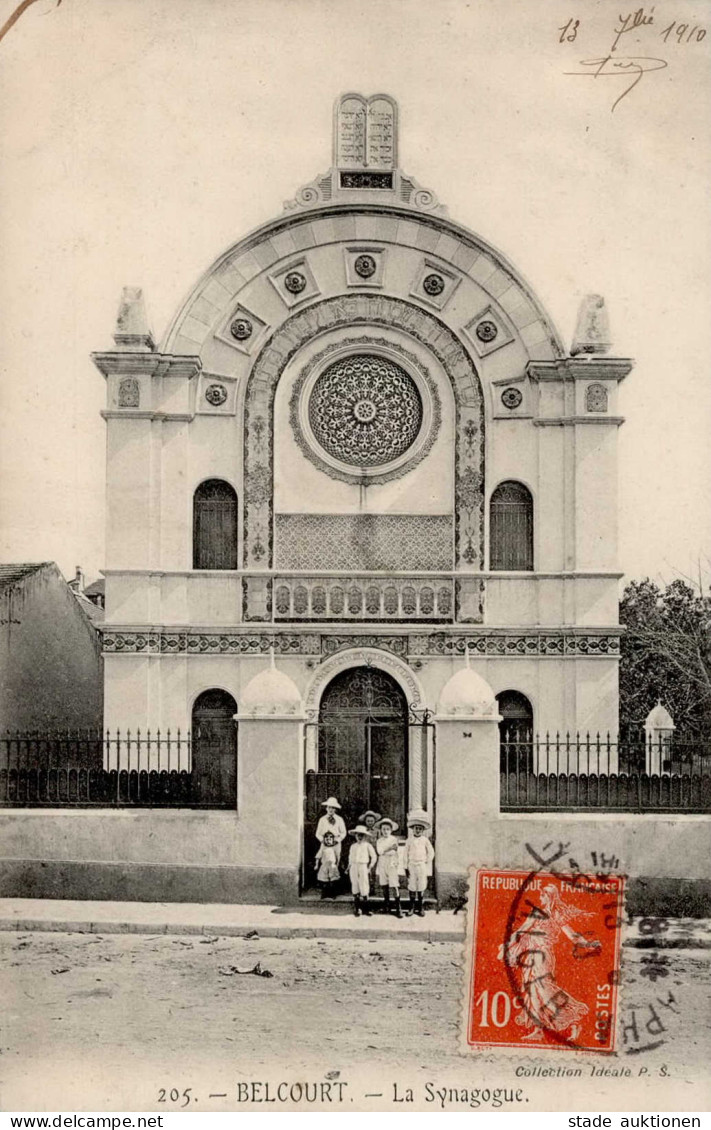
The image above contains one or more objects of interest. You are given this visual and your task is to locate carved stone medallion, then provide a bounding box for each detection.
[205,383,228,407]
[423,273,445,296]
[230,317,253,341]
[476,320,498,343]
[284,271,307,294]
[354,254,377,278]
[501,387,523,409]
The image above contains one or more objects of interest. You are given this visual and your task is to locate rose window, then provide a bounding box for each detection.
[307,354,423,468]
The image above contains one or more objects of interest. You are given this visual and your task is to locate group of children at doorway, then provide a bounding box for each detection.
[314,797,434,918]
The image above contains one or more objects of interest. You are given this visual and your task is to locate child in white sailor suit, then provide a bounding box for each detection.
[375,817,403,918]
[404,809,435,917]
[314,829,340,899]
[315,797,347,863]
[347,825,377,917]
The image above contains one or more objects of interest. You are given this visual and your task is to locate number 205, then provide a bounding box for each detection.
[475,989,512,1027]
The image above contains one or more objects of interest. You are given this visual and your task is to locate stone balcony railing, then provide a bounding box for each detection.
[102,569,619,627]
[273,574,455,621]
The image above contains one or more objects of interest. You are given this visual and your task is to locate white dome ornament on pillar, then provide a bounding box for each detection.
[239,649,303,719]
[644,701,675,776]
[436,650,500,720]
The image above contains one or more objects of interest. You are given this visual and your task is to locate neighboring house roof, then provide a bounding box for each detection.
[0,563,52,589]
[0,562,104,626]
[83,578,105,598]
[73,590,105,624]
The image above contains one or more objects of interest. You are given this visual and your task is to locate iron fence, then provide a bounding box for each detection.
[0,729,235,808]
[2,728,710,813]
[500,732,711,813]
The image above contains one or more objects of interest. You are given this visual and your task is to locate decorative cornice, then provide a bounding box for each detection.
[92,352,202,380]
[533,417,625,427]
[527,358,632,383]
[100,411,196,422]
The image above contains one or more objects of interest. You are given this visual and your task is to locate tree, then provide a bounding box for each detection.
[619,578,711,734]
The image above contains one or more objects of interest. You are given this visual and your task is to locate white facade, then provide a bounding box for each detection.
[92,95,631,896]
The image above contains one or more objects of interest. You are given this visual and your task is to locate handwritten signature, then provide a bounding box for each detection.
[564,55,668,111]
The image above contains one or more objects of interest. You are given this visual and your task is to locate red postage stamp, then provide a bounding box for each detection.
[463,868,624,1053]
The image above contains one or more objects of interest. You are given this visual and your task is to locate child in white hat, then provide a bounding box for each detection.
[404,809,434,917]
[314,829,340,899]
[347,825,377,917]
[358,809,382,846]
[315,797,347,863]
[375,817,403,917]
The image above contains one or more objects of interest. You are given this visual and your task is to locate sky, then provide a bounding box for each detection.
[0,0,709,590]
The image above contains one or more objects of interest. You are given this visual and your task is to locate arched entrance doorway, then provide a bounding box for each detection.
[191,689,237,806]
[303,665,409,887]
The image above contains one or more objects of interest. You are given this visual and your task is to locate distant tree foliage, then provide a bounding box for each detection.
[619,579,711,734]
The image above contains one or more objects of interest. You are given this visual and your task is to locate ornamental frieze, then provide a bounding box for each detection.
[101,629,619,657]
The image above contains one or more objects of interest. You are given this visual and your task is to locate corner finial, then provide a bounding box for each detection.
[114,287,155,352]
[571,294,612,356]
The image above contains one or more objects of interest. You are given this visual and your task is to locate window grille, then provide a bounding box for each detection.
[193,480,238,570]
[489,481,533,571]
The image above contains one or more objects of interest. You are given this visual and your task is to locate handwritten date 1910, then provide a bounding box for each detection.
[660,21,707,44]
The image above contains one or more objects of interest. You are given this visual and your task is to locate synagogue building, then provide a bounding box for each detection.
[92,95,631,901]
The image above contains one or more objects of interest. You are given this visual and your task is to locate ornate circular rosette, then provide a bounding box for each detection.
[501,387,523,410]
[476,319,498,343]
[308,354,423,467]
[289,336,442,486]
[284,271,307,294]
[205,383,228,407]
[423,273,445,296]
[354,254,377,279]
[230,317,253,341]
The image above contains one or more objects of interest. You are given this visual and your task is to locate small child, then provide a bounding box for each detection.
[314,829,340,899]
[404,809,435,917]
[347,824,377,917]
[358,809,382,846]
[375,817,403,917]
[315,797,347,863]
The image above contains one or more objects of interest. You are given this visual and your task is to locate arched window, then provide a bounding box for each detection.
[191,689,237,806]
[193,480,238,570]
[497,690,533,775]
[489,481,533,571]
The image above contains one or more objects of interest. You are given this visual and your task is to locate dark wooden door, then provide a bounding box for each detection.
[191,689,237,805]
[303,666,408,888]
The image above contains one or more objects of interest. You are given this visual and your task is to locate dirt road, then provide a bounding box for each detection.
[1,931,708,1111]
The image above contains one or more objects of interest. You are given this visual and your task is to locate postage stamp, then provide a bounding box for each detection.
[462,868,625,1054]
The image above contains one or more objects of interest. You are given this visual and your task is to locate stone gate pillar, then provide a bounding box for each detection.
[235,659,305,901]
[434,662,501,905]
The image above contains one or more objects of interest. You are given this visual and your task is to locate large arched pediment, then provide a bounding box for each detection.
[161,205,564,366]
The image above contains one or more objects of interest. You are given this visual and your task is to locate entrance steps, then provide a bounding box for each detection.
[300,891,439,912]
